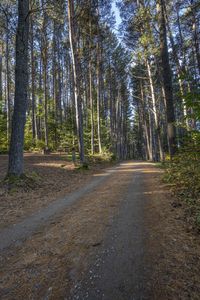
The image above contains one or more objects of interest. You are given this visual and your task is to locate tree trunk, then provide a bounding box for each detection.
[96,40,102,154]
[30,15,36,141]
[89,19,94,155]
[165,4,189,129]
[68,0,85,164]
[139,80,151,160]
[52,19,58,147]
[0,41,2,109]
[8,0,29,176]
[6,22,11,143]
[44,56,49,150]
[89,60,94,155]
[37,51,43,140]
[146,59,164,161]
[41,0,49,150]
[157,0,177,158]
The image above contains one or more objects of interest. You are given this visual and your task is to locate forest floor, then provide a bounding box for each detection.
[0,158,200,299]
[0,153,113,230]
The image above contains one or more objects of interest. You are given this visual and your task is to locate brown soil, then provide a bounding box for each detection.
[0,160,200,299]
[0,153,113,230]
[145,173,200,300]
[0,163,131,299]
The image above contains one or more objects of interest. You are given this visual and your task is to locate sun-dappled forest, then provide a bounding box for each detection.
[0,0,199,173]
[0,0,199,227]
[1,1,200,299]
[0,0,199,214]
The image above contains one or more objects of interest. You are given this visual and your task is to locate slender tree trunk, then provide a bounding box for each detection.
[37,52,42,140]
[146,59,164,161]
[96,40,102,154]
[57,32,63,126]
[6,23,11,143]
[149,112,154,161]
[44,58,49,149]
[68,0,85,164]
[157,0,177,158]
[41,1,49,150]
[89,61,94,155]
[139,80,151,160]
[89,19,94,155]
[96,4,102,154]
[30,15,36,141]
[109,60,115,152]
[116,87,120,159]
[0,41,2,110]
[52,20,58,147]
[8,0,29,176]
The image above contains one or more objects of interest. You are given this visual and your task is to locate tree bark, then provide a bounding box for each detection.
[165,4,189,129]
[41,0,49,150]
[89,19,94,155]
[68,0,85,164]
[0,41,2,109]
[8,0,29,176]
[157,0,177,158]
[96,40,102,154]
[6,21,11,142]
[146,59,164,161]
[139,80,151,161]
[30,14,36,141]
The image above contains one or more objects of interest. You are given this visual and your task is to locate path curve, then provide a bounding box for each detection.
[0,166,117,251]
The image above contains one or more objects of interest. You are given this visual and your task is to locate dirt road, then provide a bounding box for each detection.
[1,161,200,299]
[70,163,153,300]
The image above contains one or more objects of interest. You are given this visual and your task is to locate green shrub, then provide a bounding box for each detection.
[163,132,200,228]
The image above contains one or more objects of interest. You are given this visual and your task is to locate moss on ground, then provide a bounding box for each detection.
[2,172,41,192]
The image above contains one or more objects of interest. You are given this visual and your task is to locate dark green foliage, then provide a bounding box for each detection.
[163,132,200,228]
[0,113,8,153]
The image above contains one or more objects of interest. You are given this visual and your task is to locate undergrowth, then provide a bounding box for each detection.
[163,134,200,230]
[1,172,41,193]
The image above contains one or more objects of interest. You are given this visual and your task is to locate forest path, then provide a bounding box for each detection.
[2,161,197,300]
[69,161,160,300]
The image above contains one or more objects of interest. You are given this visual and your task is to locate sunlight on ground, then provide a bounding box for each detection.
[119,162,154,167]
[113,168,162,173]
[33,162,72,168]
[93,173,110,177]
[143,190,167,195]
[142,170,163,173]
[93,163,162,177]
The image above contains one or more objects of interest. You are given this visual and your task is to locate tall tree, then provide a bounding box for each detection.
[41,0,49,151]
[30,13,36,140]
[0,39,2,108]
[67,0,85,164]
[157,0,177,158]
[8,0,30,176]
